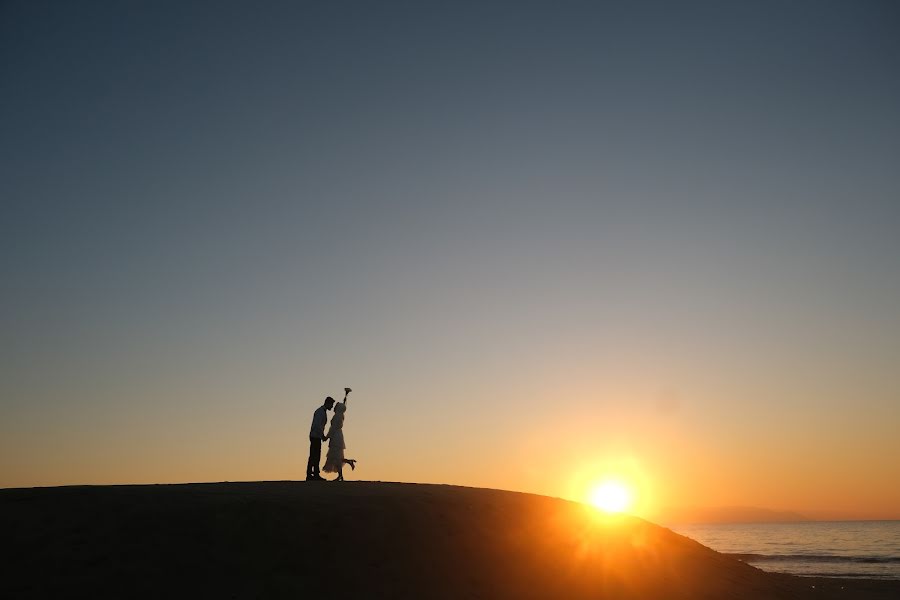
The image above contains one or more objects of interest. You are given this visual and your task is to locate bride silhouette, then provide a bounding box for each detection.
[322,388,357,481]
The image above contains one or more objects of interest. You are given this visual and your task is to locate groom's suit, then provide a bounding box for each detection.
[307,405,328,478]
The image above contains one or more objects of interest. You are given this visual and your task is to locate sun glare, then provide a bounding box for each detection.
[589,480,633,513]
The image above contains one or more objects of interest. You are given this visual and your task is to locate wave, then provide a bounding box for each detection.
[727,553,900,564]
[799,573,900,580]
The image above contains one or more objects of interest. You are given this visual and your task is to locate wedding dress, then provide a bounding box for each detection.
[322,402,347,473]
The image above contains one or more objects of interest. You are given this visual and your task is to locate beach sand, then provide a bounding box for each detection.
[3,481,897,599]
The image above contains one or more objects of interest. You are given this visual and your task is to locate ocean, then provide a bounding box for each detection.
[671,521,900,580]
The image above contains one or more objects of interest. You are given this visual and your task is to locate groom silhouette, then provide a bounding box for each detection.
[307,396,335,481]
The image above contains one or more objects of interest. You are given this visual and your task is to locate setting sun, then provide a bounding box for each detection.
[589,481,633,513]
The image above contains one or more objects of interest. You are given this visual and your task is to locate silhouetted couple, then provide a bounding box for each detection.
[307,388,357,481]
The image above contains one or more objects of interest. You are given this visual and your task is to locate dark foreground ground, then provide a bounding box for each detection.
[2,481,898,599]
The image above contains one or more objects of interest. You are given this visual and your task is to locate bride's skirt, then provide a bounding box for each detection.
[322,435,346,473]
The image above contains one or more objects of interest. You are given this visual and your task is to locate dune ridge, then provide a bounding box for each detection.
[3,481,898,599]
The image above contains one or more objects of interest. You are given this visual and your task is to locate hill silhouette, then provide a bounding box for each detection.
[3,481,898,599]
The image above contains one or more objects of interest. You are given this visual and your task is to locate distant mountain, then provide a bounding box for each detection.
[659,506,811,524]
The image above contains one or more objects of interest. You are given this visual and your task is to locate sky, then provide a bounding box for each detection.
[2,1,899,520]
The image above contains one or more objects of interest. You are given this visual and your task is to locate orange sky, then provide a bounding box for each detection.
[3,360,898,521]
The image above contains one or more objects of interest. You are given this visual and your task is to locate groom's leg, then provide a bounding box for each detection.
[307,436,321,478]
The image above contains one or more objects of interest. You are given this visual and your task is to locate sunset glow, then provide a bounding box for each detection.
[589,481,633,514]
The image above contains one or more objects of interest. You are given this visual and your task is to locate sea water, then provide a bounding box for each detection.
[671,521,900,579]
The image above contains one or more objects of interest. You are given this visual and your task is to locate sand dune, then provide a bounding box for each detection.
[3,481,897,599]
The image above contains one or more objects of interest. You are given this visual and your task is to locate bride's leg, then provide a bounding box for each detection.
[343,458,356,471]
